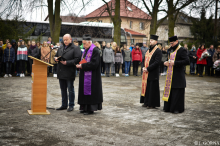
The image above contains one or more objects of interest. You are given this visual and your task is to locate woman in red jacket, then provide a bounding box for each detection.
[196,44,207,77]
[132,43,142,76]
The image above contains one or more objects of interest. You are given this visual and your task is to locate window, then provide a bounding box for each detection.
[99,20,102,23]
[140,22,145,30]
[130,21,133,29]
[127,6,132,12]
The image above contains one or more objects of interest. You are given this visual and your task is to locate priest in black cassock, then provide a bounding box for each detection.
[76,34,103,115]
[140,35,162,109]
[163,36,189,114]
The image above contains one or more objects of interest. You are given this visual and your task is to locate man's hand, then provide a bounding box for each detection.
[60,61,67,65]
[142,67,148,73]
[193,56,196,59]
[164,61,169,67]
[76,64,82,69]
[54,57,59,62]
[170,60,174,66]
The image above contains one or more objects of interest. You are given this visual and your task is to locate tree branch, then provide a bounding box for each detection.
[142,0,152,16]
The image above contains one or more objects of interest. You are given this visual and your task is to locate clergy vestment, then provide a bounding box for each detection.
[163,42,189,113]
[140,45,162,107]
[78,44,103,112]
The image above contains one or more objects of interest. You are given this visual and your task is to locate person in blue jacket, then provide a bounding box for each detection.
[4,42,15,77]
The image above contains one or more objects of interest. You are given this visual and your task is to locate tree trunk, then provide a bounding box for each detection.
[150,0,159,35]
[167,0,175,38]
[112,0,121,46]
[47,0,62,44]
[214,0,218,41]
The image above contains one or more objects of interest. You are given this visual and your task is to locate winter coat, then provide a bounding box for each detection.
[132,48,142,62]
[28,45,39,59]
[50,48,58,65]
[41,46,51,63]
[103,47,114,63]
[213,51,220,62]
[188,50,197,63]
[207,49,215,66]
[17,45,28,61]
[98,48,102,57]
[55,42,81,80]
[196,48,207,65]
[140,46,149,59]
[0,47,3,62]
[161,51,168,62]
[114,51,123,64]
[4,47,15,63]
[168,43,190,88]
[124,49,131,62]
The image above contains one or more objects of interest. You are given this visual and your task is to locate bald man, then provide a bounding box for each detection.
[54,34,81,112]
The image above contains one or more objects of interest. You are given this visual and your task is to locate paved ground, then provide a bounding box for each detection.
[0,74,220,146]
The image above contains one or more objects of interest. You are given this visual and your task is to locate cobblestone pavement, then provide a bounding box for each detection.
[0,74,220,146]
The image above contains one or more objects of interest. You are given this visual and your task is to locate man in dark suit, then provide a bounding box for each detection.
[140,35,162,109]
[163,36,190,114]
[54,34,81,112]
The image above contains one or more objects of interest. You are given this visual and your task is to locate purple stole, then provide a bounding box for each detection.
[82,44,96,95]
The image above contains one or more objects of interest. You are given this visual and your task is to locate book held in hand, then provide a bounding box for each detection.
[79,59,87,64]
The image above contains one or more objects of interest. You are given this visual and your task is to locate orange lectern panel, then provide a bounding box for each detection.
[27,56,53,115]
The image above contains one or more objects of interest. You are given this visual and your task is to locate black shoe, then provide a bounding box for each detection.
[142,104,147,107]
[84,111,94,115]
[199,75,203,77]
[173,111,179,114]
[67,107,73,112]
[80,110,86,113]
[56,106,67,110]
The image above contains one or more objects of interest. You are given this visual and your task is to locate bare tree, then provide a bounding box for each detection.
[141,0,167,35]
[102,0,121,46]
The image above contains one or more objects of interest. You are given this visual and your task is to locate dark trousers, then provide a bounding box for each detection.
[11,62,15,74]
[59,79,75,108]
[19,60,26,73]
[101,58,105,74]
[6,61,12,74]
[141,59,145,75]
[105,63,111,75]
[115,62,121,74]
[190,62,196,74]
[26,60,30,74]
[29,59,33,73]
[16,61,20,74]
[122,63,125,73]
[198,64,205,76]
[215,70,220,76]
[0,61,2,75]
[196,64,199,74]
[207,66,214,76]
[53,64,57,74]
[133,61,139,75]
[160,62,164,73]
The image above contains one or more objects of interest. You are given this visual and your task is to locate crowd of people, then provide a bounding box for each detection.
[0,37,220,78]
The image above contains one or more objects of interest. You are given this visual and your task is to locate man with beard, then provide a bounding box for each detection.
[140,35,162,109]
[76,34,103,115]
[163,36,189,114]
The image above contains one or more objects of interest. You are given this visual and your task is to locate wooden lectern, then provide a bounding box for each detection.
[27,56,53,115]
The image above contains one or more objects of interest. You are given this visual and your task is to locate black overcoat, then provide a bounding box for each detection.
[55,43,81,80]
[78,47,103,105]
[140,46,162,107]
[169,43,190,88]
[146,46,162,81]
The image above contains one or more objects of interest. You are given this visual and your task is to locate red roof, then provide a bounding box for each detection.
[124,28,146,36]
[85,0,151,20]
